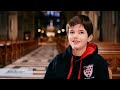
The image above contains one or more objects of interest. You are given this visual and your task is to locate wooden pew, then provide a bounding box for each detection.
[95,42,120,79]
[93,43,120,79]
[21,40,39,56]
[56,37,68,53]
[0,41,6,67]
[0,39,39,67]
[0,40,11,66]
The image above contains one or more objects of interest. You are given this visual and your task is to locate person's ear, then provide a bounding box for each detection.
[87,34,93,42]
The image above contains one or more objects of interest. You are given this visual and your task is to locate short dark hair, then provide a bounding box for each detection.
[66,15,93,37]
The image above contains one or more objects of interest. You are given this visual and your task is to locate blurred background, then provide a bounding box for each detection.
[0,11,120,79]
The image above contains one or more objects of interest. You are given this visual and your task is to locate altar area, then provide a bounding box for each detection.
[46,20,56,43]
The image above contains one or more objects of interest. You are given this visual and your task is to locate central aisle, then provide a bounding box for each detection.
[0,43,58,79]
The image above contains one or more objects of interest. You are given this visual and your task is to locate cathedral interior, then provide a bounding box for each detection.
[0,11,120,79]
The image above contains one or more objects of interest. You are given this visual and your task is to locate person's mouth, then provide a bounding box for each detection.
[73,40,80,44]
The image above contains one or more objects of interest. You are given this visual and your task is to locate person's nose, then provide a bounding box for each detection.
[73,33,78,39]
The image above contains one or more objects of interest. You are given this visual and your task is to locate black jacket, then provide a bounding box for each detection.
[44,43,109,79]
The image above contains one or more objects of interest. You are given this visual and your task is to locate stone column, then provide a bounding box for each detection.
[8,11,18,41]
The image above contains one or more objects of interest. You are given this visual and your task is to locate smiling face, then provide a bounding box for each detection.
[68,24,93,50]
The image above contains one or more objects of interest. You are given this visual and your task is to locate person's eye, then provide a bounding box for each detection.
[70,32,74,34]
[79,32,84,34]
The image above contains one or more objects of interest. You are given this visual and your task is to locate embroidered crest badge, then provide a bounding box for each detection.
[83,64,93,78]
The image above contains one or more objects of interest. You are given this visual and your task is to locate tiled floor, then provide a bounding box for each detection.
[0,42,58,79]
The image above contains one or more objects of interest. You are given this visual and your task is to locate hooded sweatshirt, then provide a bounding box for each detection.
[44,43,109,79]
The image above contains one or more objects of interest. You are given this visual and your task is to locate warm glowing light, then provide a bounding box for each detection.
[46,32,55,37]
[61,29,65,32]
[41,30,44,33]
[38,29,41,32]
[57,30,61,33]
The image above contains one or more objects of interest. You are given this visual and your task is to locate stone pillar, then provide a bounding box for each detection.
[81,11,99,42]
[8,11,18,41]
